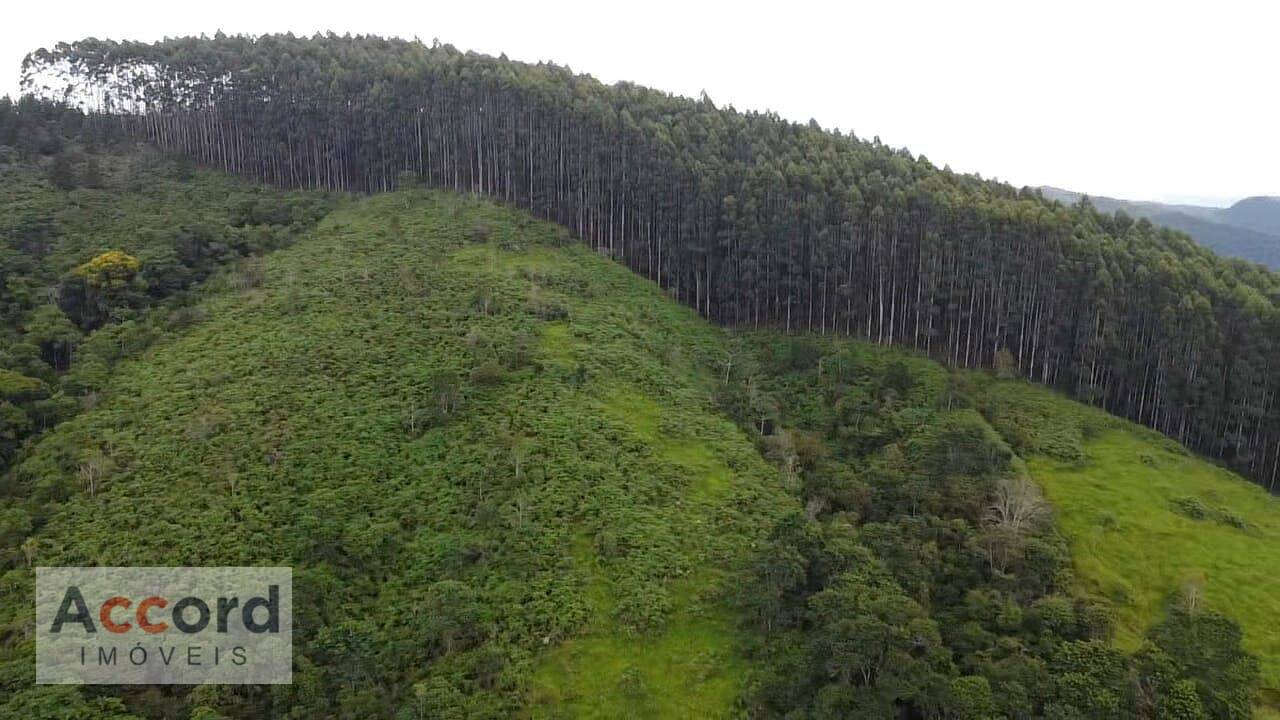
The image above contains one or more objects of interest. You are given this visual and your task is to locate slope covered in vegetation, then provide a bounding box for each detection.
[715,336,1264,718]
[0,189,802,718]
[985,381,1280,698]
[23,33,1280,499]
[0,173,1272,717]
[0,96,332,478]
[0,90,1273,719]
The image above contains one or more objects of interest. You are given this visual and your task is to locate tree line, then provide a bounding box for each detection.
[23,33,1280,491]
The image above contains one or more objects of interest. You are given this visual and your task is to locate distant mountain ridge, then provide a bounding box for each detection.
[1039,186,1280,268]
[1221,196,1280,238]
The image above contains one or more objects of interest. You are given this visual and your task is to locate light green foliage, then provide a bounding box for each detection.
[951,675,999,719]
[0,191,795,718]
[69,249,141,287]
[996,380,1280,707]
[0,370,47,402]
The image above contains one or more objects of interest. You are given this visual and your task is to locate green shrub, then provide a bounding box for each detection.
[1171,496,1211,520]
[470,361,506,386]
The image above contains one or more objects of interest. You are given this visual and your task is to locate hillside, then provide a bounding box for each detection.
[0,175,1274,716]
[1040,186,1280,268]
[0,190,804,717]
[0,98,333,481]
[983,381,1280,698]
[724,334,1277,717]
[6,34,1280,718]
[23,34,1280,503]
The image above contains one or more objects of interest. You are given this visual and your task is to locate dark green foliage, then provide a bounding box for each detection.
[1144,604,1260,718]
[46,153,75,190]
[24,33,1280,495]
[808,549,954,717]
[469,361,506,385]
[0,103,333,476]
[720,336,1260,717]
[742,513,813,634]
[1172,496,1212,520]
[1169,497,1252,531]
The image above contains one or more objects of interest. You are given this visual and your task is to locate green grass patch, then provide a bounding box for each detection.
[1028,421,1280,693]
[540,322,576,365]
[528,589,744,720]
[523,381,755,716]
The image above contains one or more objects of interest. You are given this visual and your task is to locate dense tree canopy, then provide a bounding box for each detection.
[717,336,1259,718]
[24,33,1280,493]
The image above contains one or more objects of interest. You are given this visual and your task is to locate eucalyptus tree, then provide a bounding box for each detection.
[24,33,1280,492]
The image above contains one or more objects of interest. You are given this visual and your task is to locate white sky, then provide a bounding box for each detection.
[2,0,1276,207]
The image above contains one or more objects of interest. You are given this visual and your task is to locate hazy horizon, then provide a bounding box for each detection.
[3,0,1276,207]
[1038,185,1244,210]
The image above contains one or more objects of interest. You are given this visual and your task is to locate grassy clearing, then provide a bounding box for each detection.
[539,322,576,365]
[522,313,773,716]
[991,381,1280,695]
[529,591,744,720]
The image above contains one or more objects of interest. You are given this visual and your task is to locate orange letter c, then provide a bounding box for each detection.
[100,596,132,633]
[136,596,168,634]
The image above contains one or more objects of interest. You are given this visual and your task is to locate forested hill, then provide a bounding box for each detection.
[21,34,1280,494]
[0,181,1264,718]
[0,96,1275,718]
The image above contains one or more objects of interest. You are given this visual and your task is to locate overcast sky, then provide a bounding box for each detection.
[2,0,1276,206]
